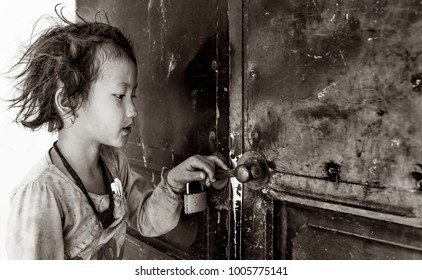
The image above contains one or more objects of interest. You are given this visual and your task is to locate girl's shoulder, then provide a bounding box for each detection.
[11,146,130,198]
[11,153,63,198]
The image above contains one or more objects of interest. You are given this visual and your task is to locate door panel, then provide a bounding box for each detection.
[230,0,422,259]
[284,202,422,260]
[76,0,231,260]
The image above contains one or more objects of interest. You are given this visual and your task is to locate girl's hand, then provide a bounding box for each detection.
[166,154,229,193]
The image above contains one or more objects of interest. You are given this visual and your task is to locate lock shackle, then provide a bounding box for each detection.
[186,181,205,194]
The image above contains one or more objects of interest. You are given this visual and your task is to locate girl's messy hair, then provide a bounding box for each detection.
[8,5,136,131]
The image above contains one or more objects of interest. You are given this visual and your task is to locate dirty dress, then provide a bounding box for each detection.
[6,145,183,259]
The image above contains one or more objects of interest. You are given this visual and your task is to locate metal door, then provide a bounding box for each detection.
[229,0,422,259]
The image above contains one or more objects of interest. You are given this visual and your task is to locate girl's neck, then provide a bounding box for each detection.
[55,132,101,176]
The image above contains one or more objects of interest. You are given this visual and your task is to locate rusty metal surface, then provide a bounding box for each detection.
[244,0,422,190]
[76,0,231,260]
[243,2,422,214]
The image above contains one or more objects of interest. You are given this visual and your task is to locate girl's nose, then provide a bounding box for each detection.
[126,100,137,118]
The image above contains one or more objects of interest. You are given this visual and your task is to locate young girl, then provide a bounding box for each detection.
[6,13,228,259]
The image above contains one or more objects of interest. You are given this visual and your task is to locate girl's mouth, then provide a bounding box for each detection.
[122,125,133,135]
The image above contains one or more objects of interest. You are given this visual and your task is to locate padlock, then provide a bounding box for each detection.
[184,182,207,214]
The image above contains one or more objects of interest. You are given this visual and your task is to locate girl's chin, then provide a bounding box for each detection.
[116,137,129,148]
[103,135,129,148]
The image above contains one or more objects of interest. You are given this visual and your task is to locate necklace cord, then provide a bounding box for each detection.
[52,141,115,228]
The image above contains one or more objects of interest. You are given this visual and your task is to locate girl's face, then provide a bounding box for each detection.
[75,57,138,148]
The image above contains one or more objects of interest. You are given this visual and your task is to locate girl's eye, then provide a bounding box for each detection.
[114,94,125,100]
[131,95,137,99]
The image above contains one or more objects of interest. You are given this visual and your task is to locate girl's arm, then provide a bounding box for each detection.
[108,147,228,237]
[6,181,64,259]
[123,165,183,237]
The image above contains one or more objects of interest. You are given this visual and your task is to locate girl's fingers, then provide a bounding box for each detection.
[190,171,206,182]
[189,155,230,183]
[169,154,230,188]
[208,155,229,170]
[189,157,216,181]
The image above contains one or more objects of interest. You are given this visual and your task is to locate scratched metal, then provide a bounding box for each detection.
[245,0,422,189]
[242,1,422,209]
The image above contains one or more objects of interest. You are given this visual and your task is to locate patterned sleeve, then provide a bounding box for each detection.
[117,152,184,237]
[6,180,64,259]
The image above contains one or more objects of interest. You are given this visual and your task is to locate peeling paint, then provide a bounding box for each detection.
[369,158,380,175]
[230,153,242,259]
[307,54,324,59]
[391,138,400,147]
[147,0,169,63]
[141,142,147,167]
[166,52,177,79]
[317,82,337,101]
[159,0,168,63]
[411,73,422,91]
[317,92,325,100]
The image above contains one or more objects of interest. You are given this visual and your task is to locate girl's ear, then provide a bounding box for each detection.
[54,82,72,116]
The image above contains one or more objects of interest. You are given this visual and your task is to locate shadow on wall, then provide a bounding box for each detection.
[184,34,218,155]
[159,34,218,254]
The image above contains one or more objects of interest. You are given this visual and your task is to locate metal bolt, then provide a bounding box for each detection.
[325,162,341,182]
[250,70,258,80]
[211,60,218,72]
[328,167,337,174]
[209,131,216,141]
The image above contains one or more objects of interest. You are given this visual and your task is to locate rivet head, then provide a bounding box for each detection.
[411,172,422,189]
[251,130,259,139]
[249,69,258,80]
[325,162,341,182]
[328,167,336,174]
[211,60,218,72]
[209,131,216,141]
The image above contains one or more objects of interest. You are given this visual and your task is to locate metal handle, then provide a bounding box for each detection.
[215,151,269,187]
[216,163,263,183]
